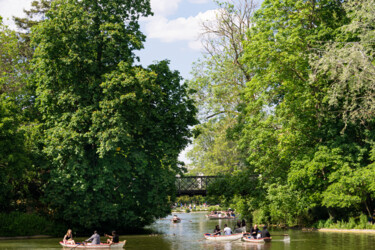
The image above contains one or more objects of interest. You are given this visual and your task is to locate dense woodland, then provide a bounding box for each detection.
[0,0,197,234]
[1,0,375,236]
[187,0,375,227]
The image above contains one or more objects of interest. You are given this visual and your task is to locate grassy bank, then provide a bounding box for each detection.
[314,214,375,230]
[0,212,64,237]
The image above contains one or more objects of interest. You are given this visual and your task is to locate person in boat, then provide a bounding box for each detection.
[260,226,271,238]
[250,224,260,238]
[172,215,180,222]
[241,219,246,227]
[213,225,221,235]
[105,231,119,245]
[236,220,242,228]
[85,230,100,245]
[63,229,75,244]
[223,224,232,235]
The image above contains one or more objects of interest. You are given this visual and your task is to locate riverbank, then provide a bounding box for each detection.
[318,228,375,234]
[0,235,52,240]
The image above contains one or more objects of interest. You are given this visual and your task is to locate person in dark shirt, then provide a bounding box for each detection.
[105,231,119,245]
[213,225,221,235]
[63,229,75,244]
[250,224,260,238]
[260,226,271,238]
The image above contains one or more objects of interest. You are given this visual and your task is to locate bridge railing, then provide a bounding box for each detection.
[176,176,218,196]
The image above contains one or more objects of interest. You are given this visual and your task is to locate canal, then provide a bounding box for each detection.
[0,212,374,249]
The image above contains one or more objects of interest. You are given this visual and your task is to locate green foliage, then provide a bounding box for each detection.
[0,19,32,212]
[0,212,63,236]
[176,195,205,205]
[315,214,375,230]
[186,0,254,174]
[190,0,375,228]
[208,205,225,212]
[251,209,269,225]
[29,0,197,231]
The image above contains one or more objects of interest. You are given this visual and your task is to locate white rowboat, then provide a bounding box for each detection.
[204,233,243,241]
[60,240,126,249]
[242,236,272,243]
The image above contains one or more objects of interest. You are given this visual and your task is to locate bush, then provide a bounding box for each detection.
[208,205,223,212]
[252,209,269,225]
[185,209,190,213]
[315,214,375,230]
[324,218,333,228]
[0,212,63,237]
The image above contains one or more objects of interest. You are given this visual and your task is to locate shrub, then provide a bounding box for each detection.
[0,212,63,237]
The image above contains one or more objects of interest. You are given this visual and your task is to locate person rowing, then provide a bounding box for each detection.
[261,226,271,238]
[105,231,119,245]
[214,225,221,235]
[84,230,100,245]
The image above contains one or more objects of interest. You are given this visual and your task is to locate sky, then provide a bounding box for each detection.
[0,0,219,163]
[0,0,219,79]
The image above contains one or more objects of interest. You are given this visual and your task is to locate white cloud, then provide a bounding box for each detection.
[0,0,33,29]
[150,0,181,16]
[144,9,217,51]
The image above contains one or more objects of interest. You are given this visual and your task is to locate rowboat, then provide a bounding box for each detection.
[204,233,243,241]
[242,236,272,243]
[59,240,126,248]
[205,214,236,220]
[172,218,181,223]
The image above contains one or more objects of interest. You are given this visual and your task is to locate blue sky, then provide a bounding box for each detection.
[0,0,219,80]
[138,0,218,79]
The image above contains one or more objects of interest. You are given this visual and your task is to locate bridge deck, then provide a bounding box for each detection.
[176,176,218,196]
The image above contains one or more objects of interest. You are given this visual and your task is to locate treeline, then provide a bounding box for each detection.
[187,0,375,227]
[0,0,197,235]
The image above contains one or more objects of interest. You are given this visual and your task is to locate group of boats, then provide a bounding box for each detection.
[204,233,272,243]
[59,211,270,248]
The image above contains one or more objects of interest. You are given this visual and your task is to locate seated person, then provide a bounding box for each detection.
[85,230,100,245]
[213,225,221,235]
[105,231,119,245]
[250,224,260,238]
[223,224,232,235]
[63,229,75,244]
[260,226,271,238]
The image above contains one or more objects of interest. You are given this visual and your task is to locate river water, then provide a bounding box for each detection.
[0,212,374,249]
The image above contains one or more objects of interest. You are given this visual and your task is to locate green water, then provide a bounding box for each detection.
[1,212,374,249]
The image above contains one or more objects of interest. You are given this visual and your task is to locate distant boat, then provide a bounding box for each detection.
[204,233,243,241]
[242,236,272,243]
[172,217,181,223]
[172,215,181,223]
[205,214,236,220]
[59,241,126,248]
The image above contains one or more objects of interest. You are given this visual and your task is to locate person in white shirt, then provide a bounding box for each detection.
[223,224,232,235]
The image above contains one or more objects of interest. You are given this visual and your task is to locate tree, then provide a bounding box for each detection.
[187,0,259,174]
[0,17,30,211]
[305,0,375,216]
[31,0,197,230]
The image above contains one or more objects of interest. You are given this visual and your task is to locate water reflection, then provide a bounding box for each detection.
[0,212,375,249]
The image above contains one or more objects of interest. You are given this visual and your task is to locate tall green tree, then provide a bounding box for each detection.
[187,0,258,174]
[0,17,31,212]
[32,0,197,230]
